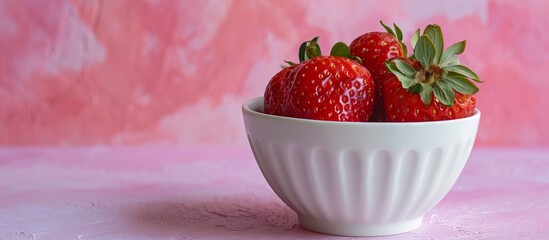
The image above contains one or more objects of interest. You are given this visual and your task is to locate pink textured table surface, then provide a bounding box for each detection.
[0,147,548,239]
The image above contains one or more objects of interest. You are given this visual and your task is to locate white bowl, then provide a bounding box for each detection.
[242,97,480,236]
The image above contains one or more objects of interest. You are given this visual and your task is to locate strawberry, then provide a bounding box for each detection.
[264,37,375,122]
[350,21,407,121]
[384,74,476,121]
[384,24,482,122]
[285,55,374,121]
[264,65,296,116]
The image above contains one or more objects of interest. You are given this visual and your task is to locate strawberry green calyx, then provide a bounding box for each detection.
[302,37,362,63]
[280,60,297,69]
[282,37,322,68]
[299,36,322,62]
[330,42,362,64]
[380,21,408,57]
[386,24,482,107]
[282,37,363,68]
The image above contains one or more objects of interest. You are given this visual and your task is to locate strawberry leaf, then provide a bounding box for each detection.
[281,60,297,69]
[409,83,423,93]
[380,21,396,37]
[305,38,322,60]
[414,35,436,69]
[393,59,416,78]
[299,37,320,62]
[411,28,420,49]
[394,23,403,41]
[443,64,482,82]
[423,24,444,64]
[386,61,415,88]
[433,81,455,106]
[285,60,297,66]
[440,40,466,67]
[419,84,433,106]
[443,55,461,66]
[394,23,408,56]
[299,41,308,62]
[401,43,408,58]
[401,78,416,88]
[442,72,479,94]
[330,42,351,58]
[381,21,408,56]
[331,42,363,63]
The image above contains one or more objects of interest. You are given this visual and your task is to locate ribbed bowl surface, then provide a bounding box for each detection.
[242,97,480,236]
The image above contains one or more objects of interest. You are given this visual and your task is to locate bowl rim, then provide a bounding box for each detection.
[242,96,480,126]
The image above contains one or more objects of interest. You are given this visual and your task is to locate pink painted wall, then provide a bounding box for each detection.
[1,0,548,146]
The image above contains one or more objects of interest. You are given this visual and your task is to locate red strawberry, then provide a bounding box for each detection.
[264,37,375,122]
[264,65,296,116]
[285,55,374,121]
[350,21,407,121]
[384,24,482,122]
[384,74,476,121]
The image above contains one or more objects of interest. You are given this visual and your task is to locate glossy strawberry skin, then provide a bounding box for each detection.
[264,56,375,122]
[284,56,375,122]
[350,32,404,121]
[384,74,476,122]
[264,66,296,116]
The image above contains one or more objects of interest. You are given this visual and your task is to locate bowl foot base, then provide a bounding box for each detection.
[298,215,423,237]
